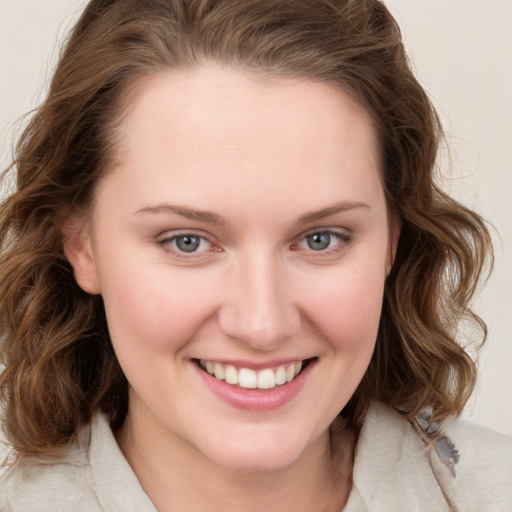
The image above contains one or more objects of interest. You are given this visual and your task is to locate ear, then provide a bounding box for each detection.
[386,217,401,275]
[61,215,102,295]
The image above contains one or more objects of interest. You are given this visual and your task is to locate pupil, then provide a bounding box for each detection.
[307,233,330,250]
[177,235,200,252]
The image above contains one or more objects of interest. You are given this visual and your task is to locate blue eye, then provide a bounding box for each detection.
[306,232,333,251]
[296,231,349,252]
[159,234,211,254]
[175,235,201,252]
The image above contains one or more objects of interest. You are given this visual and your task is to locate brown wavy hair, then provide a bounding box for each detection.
[0,0,492,457]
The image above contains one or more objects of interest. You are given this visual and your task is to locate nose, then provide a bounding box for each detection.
[218,253,300,350]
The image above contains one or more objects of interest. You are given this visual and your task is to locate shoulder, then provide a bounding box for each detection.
[1,413,157,512]
[349,401,512,512]
[439,414,512,510]
[0,424,103,512]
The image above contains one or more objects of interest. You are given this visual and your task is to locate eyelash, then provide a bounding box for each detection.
[291,229,352,256]
[156,229,352,257]
[156,232,217,258]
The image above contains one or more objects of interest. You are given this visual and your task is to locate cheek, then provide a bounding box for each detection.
[291,261,386,418]
[97,264,222,413]
[299,263,386,351]
[98,261,220,357]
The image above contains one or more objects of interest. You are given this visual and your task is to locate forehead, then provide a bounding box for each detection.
[119,66,378,152]
[100,65,383,217]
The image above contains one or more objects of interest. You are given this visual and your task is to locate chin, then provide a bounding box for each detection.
[209,448,301,474]
[192,426,317,474]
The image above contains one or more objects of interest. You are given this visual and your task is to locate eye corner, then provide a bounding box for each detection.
[155,231,221,258]
[291,228,353,256]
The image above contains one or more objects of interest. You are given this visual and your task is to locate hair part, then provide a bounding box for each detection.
[0,0,492,458]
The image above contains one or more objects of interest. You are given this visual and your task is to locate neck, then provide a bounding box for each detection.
[116,406,356,512]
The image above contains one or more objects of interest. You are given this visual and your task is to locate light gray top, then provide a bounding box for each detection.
[1,401,511,511]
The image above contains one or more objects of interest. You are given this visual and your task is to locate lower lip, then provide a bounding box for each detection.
[194,361,314,412]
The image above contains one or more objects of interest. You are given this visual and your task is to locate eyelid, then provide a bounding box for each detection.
[155,229,220,257]
[154,227,352,258]
[292,227,353,254]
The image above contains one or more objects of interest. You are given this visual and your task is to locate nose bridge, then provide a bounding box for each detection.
[218,250,299,348]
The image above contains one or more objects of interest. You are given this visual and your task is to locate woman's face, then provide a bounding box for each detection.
[69,66,396,472]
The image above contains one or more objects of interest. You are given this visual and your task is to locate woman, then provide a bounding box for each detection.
[0,0,510,510]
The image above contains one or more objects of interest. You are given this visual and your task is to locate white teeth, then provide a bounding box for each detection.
[257,368,276,389]
[285,363,296,383]
[275,365,287,385]
[213,362,225,380]
[199,359,306,389]
[238,368,257,389]
[224,365,239,385]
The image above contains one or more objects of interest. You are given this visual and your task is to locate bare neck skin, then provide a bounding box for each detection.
[116,399,356,512]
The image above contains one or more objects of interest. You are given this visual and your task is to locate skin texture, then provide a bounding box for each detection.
[65,66,397,511]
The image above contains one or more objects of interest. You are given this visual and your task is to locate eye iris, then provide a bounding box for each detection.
[176,235,200,252]
[307,233,331,250]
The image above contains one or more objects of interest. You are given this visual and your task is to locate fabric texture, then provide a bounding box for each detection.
[1,401,511,511]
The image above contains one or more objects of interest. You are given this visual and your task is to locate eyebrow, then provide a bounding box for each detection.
[135,200,369,226]
[296,201,370,224]
[135,204,227,225]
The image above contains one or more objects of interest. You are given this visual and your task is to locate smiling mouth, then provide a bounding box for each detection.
[195,358,315,390]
